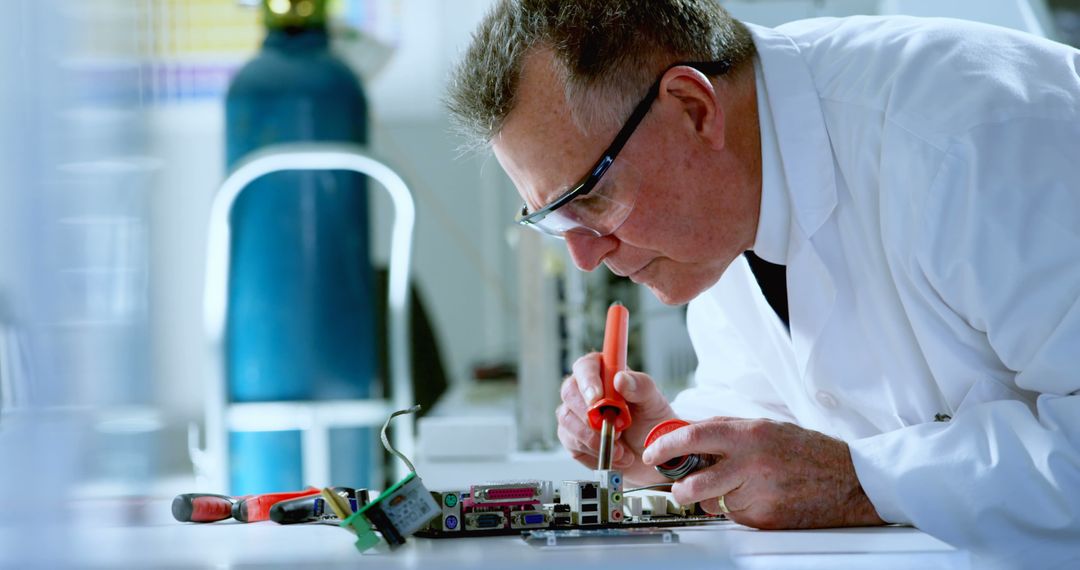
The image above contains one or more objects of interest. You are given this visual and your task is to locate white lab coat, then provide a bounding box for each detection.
[670,16,1080,565]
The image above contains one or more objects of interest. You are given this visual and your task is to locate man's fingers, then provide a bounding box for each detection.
[557,400,637,468]
[612,441,635,469]
[557,422,594,459]
[557,403,602,451]
[641,421,734,467]
[703,415,743,423]
[571,353,603,405]
[559,375,591,423]
[697,490,743,516]
[670,463,741,507]
[571,356,667,421]
[612,370,651,403]
[561,428,632,470]
[568,449,598,469]
[699,497,724,515]
[559,375,576,402]
[613,370,671,416]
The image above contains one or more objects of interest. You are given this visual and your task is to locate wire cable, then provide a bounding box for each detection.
[623,483,674,494]
[382,404,422,473]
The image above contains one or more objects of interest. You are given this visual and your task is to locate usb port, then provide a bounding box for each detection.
[581,503,598,513]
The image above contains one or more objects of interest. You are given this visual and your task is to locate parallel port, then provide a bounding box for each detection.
[471,483,541,503]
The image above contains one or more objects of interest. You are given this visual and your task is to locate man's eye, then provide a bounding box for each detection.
[567,194,605,217]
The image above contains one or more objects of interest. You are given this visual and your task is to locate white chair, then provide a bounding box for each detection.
[192,143,416,492]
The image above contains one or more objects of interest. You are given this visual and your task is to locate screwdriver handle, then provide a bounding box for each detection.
[587,302,632,432]
[172,493,236,523]
[232,487,321,522]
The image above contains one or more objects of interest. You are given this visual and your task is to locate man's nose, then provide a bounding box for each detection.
[564,232,618,271]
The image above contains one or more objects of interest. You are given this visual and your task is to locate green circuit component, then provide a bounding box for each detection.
[345,510,381,552]
[341,472,441,552]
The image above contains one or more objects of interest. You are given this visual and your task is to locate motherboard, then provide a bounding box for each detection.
[332,406,720,552]
[417,471,720,538]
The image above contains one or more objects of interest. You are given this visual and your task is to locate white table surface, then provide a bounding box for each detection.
[0,498,969,569]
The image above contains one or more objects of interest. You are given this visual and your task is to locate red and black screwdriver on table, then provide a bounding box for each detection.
[587,302,632,470]
[172,486,368,524]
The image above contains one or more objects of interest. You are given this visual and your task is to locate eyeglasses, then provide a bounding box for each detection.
[514,60,732,238]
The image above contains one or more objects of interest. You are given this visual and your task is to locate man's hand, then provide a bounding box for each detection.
[556,353,675,486]
[642,417,885,529]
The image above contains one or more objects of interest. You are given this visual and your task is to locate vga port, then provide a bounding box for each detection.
[510,511,548,529]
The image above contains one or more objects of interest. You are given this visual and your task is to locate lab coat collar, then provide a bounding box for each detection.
[747,23,839,378]
[747,23,837,240]
[751,57,791,265]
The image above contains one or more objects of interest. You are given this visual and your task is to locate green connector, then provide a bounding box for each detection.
[340,472,441,553]
[342,510,381,553]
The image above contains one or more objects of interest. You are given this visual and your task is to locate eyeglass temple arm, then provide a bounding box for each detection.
[601,59,732,162]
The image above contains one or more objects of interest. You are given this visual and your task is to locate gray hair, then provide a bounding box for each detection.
[445,0,756,151]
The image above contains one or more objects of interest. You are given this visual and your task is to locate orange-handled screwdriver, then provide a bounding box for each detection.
[587,302,632,470]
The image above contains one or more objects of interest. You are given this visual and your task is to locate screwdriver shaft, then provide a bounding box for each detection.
[597,416,616,470]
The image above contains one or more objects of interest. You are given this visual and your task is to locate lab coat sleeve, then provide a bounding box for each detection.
[848,117,1080,562]
[671,255,797,423]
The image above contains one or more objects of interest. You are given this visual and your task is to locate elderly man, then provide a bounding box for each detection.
[447,0,1080,563]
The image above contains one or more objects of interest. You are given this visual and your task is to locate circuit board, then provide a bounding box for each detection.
[414,471,722,539]
[329,407,721,553]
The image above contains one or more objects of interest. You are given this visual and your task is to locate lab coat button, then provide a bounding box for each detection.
[815,391,839,409]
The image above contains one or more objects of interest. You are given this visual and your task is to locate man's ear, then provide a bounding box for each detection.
[658,67,726,151]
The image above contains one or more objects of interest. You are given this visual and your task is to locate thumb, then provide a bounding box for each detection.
[614,370,662,405]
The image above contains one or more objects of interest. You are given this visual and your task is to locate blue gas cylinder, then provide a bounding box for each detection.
[224,0,378,493]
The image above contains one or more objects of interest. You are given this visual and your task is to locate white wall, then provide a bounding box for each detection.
[879,0,1057,38]
[363,0,521,389]
[724,0,879,26]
